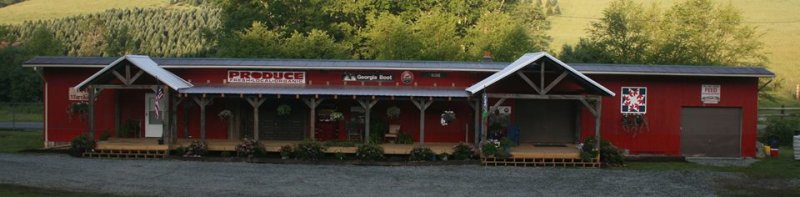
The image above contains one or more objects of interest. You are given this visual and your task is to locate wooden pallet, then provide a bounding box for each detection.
[482,156,600,167]
[83,149,168,159]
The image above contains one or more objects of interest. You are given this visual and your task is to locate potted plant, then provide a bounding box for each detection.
[277,104,292,116]
[329,111,344,122]
[440,110,455,126]
[279,145,293,160]
[386,106,400,119]
[439,153,449,161]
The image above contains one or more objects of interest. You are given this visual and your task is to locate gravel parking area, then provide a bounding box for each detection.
[0,153,740,196]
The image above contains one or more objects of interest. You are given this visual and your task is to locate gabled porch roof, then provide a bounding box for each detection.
[75,55,193,90]
[466,52,615,96]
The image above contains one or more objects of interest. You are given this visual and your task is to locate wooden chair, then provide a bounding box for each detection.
[384,124,401,143]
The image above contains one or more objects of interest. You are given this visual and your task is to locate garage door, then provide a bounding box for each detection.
[680,108,741,157]
[516,100,576,144]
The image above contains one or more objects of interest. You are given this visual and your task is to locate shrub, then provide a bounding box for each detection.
[294,140,326,160]
[582,137,624,166]
[451,142,476,160]
[395,133,413,144]
[69,134,96,157]
[235,137,261,158]
[324,140,357,147]
[279,145,293,158]
[184,140,208,157]
[409,146,435,161]
[759,117,800,147]
[481,138,512,158]
[481,140,499,157]
[355,143,384,161]
[99,130,111,141]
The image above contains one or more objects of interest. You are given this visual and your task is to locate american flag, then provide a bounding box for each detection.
[154,87,164,118]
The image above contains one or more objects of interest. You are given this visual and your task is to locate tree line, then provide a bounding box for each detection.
[0,0,769,102]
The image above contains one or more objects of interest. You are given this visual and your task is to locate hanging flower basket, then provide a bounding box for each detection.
[277,104,292,116]
[440,110,455,126]
[386,106,401,119]
[329,111,344,122]
[218,109,233,120]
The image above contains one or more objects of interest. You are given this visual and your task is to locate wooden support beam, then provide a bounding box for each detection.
[542,71,568,95]
[246,97,266,141]
[492,97,507,108]
[303,98,325,141]
[481,91,489,142]
[161,87,171,144]
[129,70,144,85]
[472,100,480,145]
[540,62,545,94]
[171,96,183,144]
[517,72,542,94]
[88,86,96,139]
[193,96,213,141]
[112,70,129,85]
[578,98,598,116]
[411,99,433,144]
[358,99,378,143]
[93,84,158,90]
[488,93,596,100]
[594,97,602,152]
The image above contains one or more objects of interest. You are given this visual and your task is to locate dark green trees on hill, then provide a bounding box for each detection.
[14,8,221,57]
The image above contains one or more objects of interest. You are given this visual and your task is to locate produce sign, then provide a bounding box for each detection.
[227,70,305,84]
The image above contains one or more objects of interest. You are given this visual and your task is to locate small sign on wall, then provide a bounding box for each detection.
[342,73,393,82]
[490,106,512,115]
[68,87,88,101]
[701,84,721,104]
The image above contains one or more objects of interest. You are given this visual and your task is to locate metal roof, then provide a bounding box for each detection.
[466,52,615,96]
[76,55,193,90]
[25,56,774,77]
[179,85,469,97]
[572,63,775,77]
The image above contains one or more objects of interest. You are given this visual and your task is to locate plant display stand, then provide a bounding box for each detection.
[794,135,799,160]
[481,155,600,167]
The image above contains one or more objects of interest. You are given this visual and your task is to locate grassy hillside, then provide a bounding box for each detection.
[549,0,800,106]
[0,0,172,24]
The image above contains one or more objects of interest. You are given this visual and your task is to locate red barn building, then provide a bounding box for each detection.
[24,52,773,158]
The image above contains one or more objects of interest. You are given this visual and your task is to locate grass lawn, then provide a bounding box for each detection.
[0,0,172,24]
[625,146,800,195]
[0,130,42,153]
[0,104,43,122]
[0,184,114,197]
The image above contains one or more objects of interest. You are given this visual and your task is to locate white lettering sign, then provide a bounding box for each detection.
[69,87,88,101]
[227,70,306,84]
[701,84,721,104]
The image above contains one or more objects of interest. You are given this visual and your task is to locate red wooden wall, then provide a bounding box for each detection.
[578,75,758,157]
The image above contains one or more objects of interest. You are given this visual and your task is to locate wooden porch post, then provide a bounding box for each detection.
[481,91,488,142]
[193,96,212,141]
[87,85,95,139]
[594,97,602,151]
[411,99,432,144]
[171,94,183,144]
[184,100,191,139]
[357,99,378,143]
[246,97,266,141]
[161,87,171,143]
[303,98,324,141]
[470,100,480,145]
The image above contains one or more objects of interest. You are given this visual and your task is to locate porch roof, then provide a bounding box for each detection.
[466,52,615,96]
[75,55,193,90]
[178,85,470,98]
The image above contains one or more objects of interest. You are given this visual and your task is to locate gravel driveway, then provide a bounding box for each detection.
[0,153,739,197]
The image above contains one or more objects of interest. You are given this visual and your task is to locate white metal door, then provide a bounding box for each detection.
[145,93,164,137]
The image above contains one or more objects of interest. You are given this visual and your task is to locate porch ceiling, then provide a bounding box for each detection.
[178,84,470,98]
